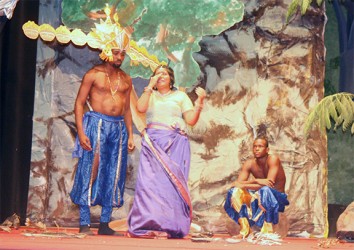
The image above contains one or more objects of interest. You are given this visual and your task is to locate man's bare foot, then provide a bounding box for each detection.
[128,231,170,239]
[148,231,169,239]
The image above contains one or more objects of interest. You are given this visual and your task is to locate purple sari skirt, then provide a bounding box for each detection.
[128,123,192,238]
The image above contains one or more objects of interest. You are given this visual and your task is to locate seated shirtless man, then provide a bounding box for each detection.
[224,136,289,238]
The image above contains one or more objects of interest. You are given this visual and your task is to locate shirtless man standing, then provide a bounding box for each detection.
[70,49,135,235]
[224,136,289,238]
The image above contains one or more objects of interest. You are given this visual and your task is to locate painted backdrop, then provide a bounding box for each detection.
[27,0,328,237]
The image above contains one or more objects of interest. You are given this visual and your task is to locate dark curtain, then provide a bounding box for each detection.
[0,0,39,224]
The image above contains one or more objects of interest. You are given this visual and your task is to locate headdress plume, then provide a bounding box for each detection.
[22,4,165,71]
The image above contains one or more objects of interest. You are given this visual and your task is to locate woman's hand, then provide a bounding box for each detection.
[195,87,206,102]
[148,73,163,89]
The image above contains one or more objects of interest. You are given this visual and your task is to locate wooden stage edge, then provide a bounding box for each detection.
[0,227,353,250]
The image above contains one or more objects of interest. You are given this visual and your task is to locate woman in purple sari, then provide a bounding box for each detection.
[127,65,206,238]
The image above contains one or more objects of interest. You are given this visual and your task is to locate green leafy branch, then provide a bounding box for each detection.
[286,0,324,23]
[304,93,354,136]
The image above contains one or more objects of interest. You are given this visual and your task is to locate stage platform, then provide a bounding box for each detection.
[0,227,353,250]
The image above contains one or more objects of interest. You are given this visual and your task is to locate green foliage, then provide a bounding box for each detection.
[286,0,324,23]
[301,0,312,15]
[304,93,354,136]
[286,0,299,23]
[61,0,146,30]
[61,0,245,86]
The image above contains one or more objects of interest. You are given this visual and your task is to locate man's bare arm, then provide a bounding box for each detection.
[230,161,262,190]
[235,179,274,190]
[74,70,94,151]
[266,155,281,184]
[241,155,281,189]
[231,160,275,190]
[123,76,135,151]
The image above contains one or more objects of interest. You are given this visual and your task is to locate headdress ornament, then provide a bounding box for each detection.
[22,4,165,71]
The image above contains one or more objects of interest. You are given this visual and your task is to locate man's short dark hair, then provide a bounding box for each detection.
[254,136,269,147]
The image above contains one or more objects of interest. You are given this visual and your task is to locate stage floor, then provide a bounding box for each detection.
[0,228,353,250]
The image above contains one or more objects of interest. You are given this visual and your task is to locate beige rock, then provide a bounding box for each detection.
[337,202,354,232]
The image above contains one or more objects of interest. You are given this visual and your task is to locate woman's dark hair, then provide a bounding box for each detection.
[152,65,175,90]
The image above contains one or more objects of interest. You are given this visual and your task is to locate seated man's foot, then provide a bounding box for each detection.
[79,225,95,235]
[260,221,274,234]
[232,231,252,240]
[98,222,124,236]
[237,217,251,239]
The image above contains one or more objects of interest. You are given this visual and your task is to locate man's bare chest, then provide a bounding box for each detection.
[251,165,268,178]
[94,78,130,94]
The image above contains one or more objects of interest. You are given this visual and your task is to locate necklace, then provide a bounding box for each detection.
[105,67,121,102]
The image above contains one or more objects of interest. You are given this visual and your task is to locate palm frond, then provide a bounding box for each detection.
[286,0,300,23]
[316,0,324,6]
[328,102,338,121]
[341,94,354,131]
[333,95,345,130]
[301,0,312,15]
[286,0,325,24]
[304,93,354,136]
[324,108,332,130]
[304,104,318,134]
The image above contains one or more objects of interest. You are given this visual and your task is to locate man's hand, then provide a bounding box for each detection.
[256,179,274,188]
[232,181,244,189]
[128,137,135,152]
[79,134,92,151]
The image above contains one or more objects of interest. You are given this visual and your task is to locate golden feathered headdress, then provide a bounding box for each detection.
[22,5,165,70]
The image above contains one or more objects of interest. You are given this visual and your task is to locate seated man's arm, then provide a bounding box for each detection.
[246,156,280,189]
[265,155,281,186]
[235,181,264,191]
[231,161,263,190]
